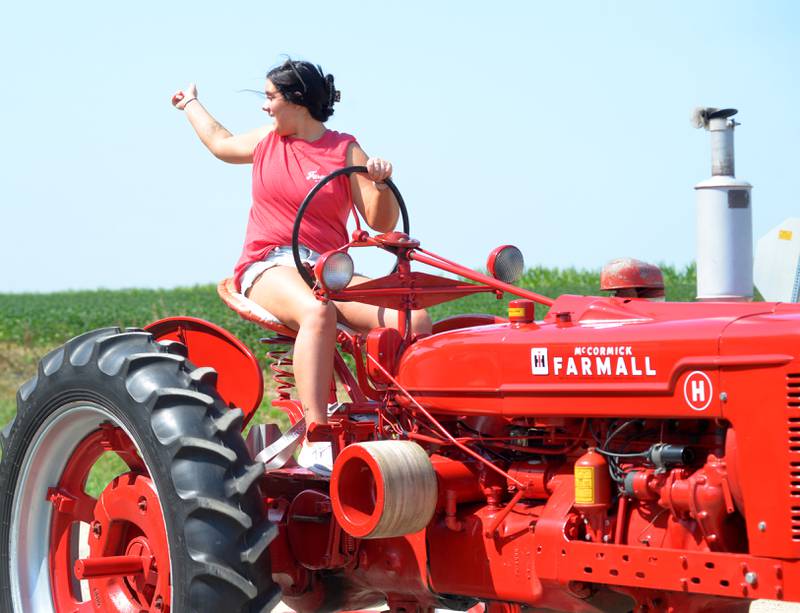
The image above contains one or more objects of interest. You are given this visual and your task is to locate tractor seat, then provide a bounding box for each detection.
[217,277,357,338]
[217,277,297,337]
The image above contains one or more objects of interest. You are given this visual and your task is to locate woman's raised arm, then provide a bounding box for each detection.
[172,83,271,164]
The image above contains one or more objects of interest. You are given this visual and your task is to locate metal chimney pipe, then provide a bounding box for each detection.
[709,114,736,177]
[693,107,753,301]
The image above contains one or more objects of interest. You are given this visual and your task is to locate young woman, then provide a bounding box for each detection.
[172,59,431,469]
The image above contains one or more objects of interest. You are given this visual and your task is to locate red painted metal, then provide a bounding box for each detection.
[410,247,554,306]
[195,226,800,611]
[218,276,297,338]
[328,269,499,310]
[146,315,263,425]
[262,335,299,401]
[330,444,386,538]
[366,327,404,384]
[507,298,535,324]
[366,353,525,488]
[573,448,612,544]
[600,257,665,299]
[49,426,170,613]
[394,296,785,416]
[487,245,516,280]
[330,452,486,540]
[574,448,612,511]
[374,230,420,249]
[431,313,508,334]
[430,455,484,507]
[74,555,149,580]
[315,249,355,292]
[287,490,337,569]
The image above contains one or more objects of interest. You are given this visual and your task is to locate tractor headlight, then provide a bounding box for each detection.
[316,251,354,292]
[487,245,524,284]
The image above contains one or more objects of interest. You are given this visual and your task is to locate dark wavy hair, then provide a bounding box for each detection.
[267,59,340,122]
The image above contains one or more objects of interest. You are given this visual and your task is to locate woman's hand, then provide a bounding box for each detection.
[171,83,199,110]
[366,157,392,183]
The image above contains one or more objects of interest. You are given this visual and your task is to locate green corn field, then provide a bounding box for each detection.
[0,264,697,350]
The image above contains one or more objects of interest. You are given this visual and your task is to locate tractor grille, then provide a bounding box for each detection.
[787,373,800,541]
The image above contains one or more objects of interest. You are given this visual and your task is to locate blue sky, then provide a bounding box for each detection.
[1,1,798,292]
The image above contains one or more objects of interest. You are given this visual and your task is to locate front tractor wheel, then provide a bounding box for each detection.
[0,328,279,613]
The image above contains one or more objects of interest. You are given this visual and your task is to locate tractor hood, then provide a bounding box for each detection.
[395,295,799,418]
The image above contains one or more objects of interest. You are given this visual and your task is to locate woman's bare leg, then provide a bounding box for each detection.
[247,271,432,425]
[335,275,433,335]
[247,266,336,426]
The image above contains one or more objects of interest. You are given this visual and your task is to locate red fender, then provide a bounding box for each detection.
[145,316,263,427]
[431,313,507,335]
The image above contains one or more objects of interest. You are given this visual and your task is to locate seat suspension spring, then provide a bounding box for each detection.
[261,336,297,400]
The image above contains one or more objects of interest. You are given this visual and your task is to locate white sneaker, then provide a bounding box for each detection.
[297,441,333,475]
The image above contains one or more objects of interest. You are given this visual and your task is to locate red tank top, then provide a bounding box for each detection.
[234,129,357,287]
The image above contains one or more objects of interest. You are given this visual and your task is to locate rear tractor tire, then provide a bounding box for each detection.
[0,327,280,613]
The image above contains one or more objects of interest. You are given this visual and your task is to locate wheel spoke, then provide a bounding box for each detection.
[99,423,147,473]
[46,488,97,523]
[74,492,98,524]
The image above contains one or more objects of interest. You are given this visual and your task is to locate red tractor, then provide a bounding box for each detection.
[2,167,799,612]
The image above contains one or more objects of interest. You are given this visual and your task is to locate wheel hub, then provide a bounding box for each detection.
[41,418,171,612]
[83,474,167,610]
[125,536,157,597]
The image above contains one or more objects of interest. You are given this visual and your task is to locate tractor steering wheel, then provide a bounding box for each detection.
[291,165,411,288]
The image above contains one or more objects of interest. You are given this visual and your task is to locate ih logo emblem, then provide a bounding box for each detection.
[683,371,712,411]
[531,348,548,375]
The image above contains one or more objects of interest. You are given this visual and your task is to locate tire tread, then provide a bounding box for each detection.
[1,327,277,612]
[240,520,277,565]
[214,408,244,436]
[226,462,265,498]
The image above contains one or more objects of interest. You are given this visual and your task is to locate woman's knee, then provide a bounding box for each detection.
[299,299,337,332]
[411,309,433,335]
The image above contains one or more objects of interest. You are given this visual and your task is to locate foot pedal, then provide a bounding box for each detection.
[255,418,307,470]
[245,423,283,460]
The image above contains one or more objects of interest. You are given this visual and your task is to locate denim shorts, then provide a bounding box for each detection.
[240,245,321,297]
